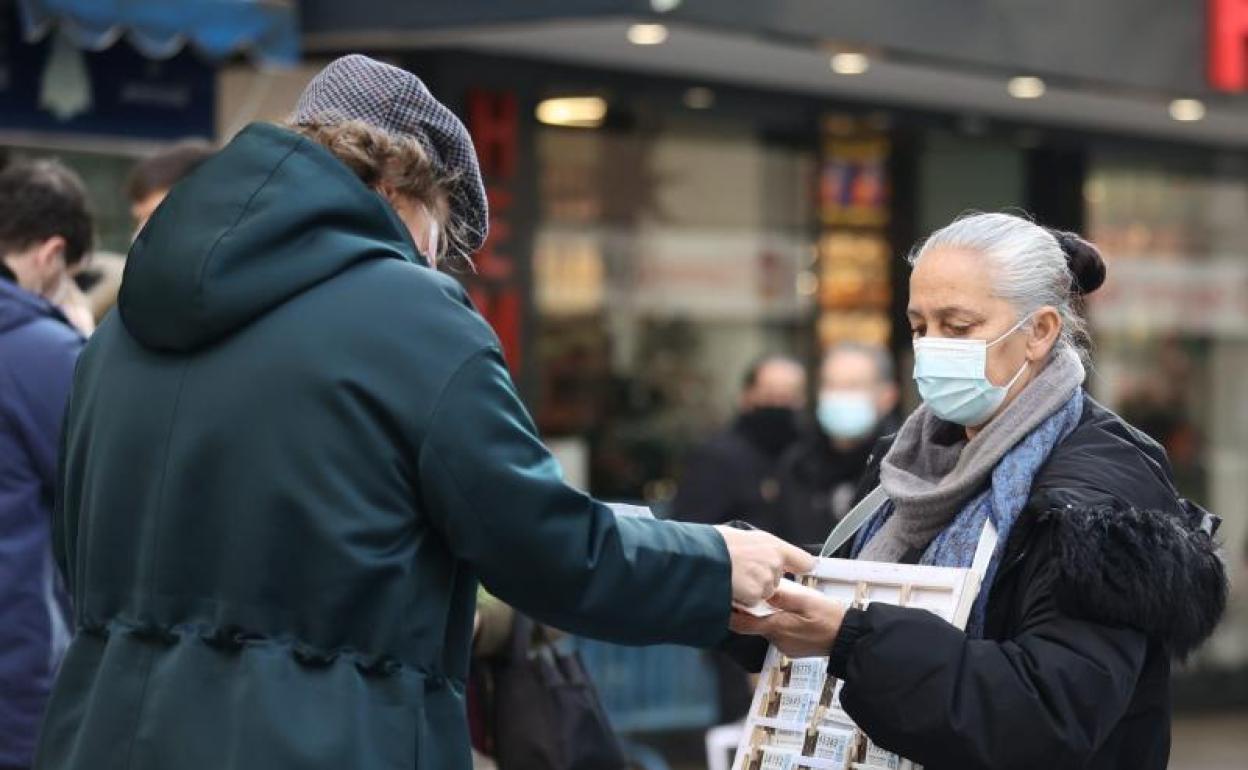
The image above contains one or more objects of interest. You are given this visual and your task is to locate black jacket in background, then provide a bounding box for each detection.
[671,413,795,531]
[775,415,900,550]
[672,411,799,723]
[728,397,1226,770]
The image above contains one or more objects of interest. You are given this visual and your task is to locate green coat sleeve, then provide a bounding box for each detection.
[417,346,732,647]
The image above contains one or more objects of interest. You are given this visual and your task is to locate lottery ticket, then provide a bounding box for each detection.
[787,658,827,691]
[813,724,855,766]
[862,739,902,769]
[774,689,818,724]
[769,728,806,752]
[759,748,796,770]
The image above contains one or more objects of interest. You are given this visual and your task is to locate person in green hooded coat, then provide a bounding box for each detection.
[34,56,812,770]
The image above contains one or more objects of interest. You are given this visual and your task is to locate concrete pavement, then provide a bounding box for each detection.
[1170,712,1248,770]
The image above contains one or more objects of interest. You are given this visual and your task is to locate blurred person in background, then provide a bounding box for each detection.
[672,354,806,725]
[734,213,1226,770]
[776,342,900,548]
[672,354,807,532]
[125,138,214,235]
[0,159,92,770]
[34,55,811,770]
[71,140,217,326]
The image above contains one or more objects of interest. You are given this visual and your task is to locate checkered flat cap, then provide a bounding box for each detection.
[292,55,487,257]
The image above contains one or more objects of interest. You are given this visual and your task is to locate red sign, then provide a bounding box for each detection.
[1210,0,1248,91]
[465,89,523,371]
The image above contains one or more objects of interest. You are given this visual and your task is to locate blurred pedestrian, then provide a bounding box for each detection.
[67,140,217,327]
[0,159,91,770]
[125,138,214,235]
[35,55,811,770]
[672,354,807,532]
[776,342,899,547]
[671,354,805,725]
[734,212,1226,770]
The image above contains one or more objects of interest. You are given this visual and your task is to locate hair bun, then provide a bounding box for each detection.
[1051,230,1106,295]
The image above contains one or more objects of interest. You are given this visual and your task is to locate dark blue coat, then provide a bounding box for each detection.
[0,277,81,767]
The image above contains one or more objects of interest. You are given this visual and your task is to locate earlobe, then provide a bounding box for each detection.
[1028,308,1061,360]
[34,236,67,270]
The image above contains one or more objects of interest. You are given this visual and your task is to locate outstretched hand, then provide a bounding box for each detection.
[714,526,816,608]
[730,579,846,659]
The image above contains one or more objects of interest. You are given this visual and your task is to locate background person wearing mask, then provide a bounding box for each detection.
[776,342,900,548]
[672,354,807,532]
[35,56,811,770]
[733,213,1225,770]
[0,159,92,770]
[671,354,806,724]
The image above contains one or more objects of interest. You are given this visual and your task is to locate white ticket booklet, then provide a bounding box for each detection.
[731,557,985,770]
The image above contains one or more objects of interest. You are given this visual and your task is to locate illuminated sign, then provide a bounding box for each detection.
[466,89,524,371]
[1210,0,1248,91]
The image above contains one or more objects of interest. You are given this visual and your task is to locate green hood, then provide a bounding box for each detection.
[119,123,424,352]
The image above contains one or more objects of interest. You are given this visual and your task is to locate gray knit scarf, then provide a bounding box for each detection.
[860,348,1086,562]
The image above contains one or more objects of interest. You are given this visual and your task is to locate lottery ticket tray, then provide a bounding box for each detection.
[731,557,985,770]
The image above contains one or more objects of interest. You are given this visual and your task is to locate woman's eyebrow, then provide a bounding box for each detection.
[933,306,986,322]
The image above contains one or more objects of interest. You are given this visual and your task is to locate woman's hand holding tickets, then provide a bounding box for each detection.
[730,579,846,658]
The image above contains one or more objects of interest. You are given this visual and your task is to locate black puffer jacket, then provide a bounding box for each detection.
[822,396,1226,769]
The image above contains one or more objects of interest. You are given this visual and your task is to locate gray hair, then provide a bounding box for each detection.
[824,341,895,385]
[908,212,1097,366]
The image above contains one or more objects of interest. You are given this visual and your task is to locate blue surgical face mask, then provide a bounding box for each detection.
[913,315,1032,427]
[817,391,878,440]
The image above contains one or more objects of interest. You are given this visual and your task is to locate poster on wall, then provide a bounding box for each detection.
[816,118,892,350]
[819,135,890,229]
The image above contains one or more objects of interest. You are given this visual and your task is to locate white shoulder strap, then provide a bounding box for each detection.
[970,516,999,584]
[818,485,1001,585]
[819,486,889,558]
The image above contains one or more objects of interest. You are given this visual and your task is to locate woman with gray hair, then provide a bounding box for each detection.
[734,212,1226,769]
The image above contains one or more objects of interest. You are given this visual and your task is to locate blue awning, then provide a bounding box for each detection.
[18,0,299,65]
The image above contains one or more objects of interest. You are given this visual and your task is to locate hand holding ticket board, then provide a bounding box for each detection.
[731,578,848,659]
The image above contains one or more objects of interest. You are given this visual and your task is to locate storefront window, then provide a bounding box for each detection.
[50,148,136,254]
[533,118,816,503]
[1085,156,1248,669]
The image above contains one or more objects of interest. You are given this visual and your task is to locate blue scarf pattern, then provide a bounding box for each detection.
[852,388,1085,637]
